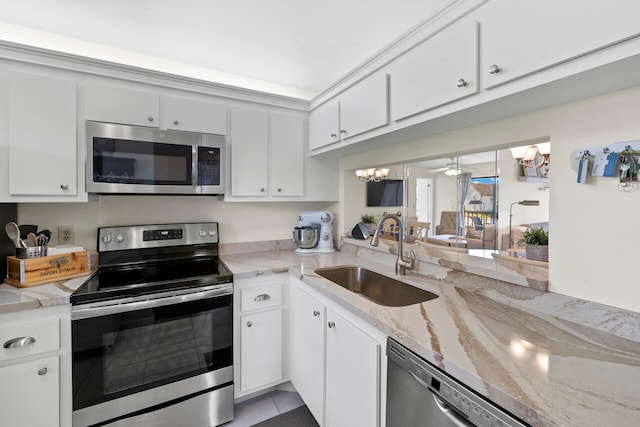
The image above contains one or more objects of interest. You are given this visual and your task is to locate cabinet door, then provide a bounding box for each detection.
[8,73,77,196]
[339,72,388,139]
[390,21,478,121]
[84,83,159,127]
[0,356,59,427]
[325,310,380,427]
[270,113,304,196]
[230,107,269,196]
[240,309,283,391]
[481,0,640,89]
[309,101,339,151]
[291,285,326,426]
[163,96,226,134]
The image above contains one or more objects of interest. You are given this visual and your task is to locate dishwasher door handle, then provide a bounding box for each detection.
[433,394,474,427]
[407,371,473,427]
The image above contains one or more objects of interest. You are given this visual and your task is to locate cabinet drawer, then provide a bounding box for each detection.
[0,317,60,363]
[241,283,282,312]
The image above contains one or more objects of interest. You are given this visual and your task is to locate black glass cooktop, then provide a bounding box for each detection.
[71,245,233,305]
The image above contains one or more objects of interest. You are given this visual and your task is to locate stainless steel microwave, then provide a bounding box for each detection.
[86,121,225,195]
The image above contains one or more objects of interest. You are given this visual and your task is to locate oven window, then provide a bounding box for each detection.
[92,137,192,185]
[72,295,232,410]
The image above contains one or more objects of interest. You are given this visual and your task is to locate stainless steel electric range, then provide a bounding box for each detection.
[70,222,233,427]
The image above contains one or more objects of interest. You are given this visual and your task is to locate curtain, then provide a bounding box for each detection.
[457,172,471,237]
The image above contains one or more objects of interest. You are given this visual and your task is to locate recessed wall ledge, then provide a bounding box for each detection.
[343,236,547,291]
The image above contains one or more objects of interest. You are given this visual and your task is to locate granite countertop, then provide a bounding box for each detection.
[0,273,92,314]
[223,243,640,427]
[2,242,639,426]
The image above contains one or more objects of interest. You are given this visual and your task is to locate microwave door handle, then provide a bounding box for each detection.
[192,145,199,189]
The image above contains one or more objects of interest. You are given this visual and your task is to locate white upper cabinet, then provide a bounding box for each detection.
[481,0,640,89]
[161,95,226,134]
[339,72,388,140]
[229,108,307,199]
[309,100,340,151]
[309,71,388,151]
[230,107,269,196]
[84,83,160,127]
[270,112,304,196]
[390,21,478,121]
[8,73,77,196]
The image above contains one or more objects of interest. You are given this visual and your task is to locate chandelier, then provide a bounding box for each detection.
[355,168,390,182]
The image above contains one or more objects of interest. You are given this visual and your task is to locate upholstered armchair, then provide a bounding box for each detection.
[435,211,462,235]
[465,223,496,250]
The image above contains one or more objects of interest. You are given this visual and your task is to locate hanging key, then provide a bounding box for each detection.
[620,161,630,180]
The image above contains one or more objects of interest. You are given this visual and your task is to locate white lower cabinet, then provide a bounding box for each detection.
[0,305,71,427]
[240,309,283,391]
[291,276,386,427]
[0,355,59,427]
[234,274,289,397]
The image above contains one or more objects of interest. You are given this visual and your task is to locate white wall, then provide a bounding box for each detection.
[340,84,640,313]
[18,196,335,250]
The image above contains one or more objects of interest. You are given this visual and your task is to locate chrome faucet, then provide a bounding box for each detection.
[370,214,415,275]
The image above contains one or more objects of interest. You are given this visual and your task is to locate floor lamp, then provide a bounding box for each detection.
[509,200,540,250]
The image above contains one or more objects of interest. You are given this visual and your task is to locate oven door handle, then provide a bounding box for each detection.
[72,285,232,319]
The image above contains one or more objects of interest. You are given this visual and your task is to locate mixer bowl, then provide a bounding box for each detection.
[293,226,319,249]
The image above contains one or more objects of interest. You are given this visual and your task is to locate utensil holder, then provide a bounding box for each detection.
[16,246,48,259]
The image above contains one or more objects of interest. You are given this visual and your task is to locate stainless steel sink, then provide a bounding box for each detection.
[314,265,438,307]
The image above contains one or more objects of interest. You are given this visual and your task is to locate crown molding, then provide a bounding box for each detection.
[0,40,311,111]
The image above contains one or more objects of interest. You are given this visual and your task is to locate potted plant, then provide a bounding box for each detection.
[361,214,376,234]
[519,227,549,262]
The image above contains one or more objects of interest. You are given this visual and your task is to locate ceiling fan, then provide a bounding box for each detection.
[428,158,476,176]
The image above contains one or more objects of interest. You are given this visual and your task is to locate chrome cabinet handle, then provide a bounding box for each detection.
[173,120,179,125]
[260,188,265,192]
[313,310,320,317]
[60,184,69,190]
[246,321,252,328]
[147,116,154,122]
[340,129,347,135]
[38,367,48,376]
[330,133,337,139]
[488,64,501,74]
[277,188,282,192]
[328,321,335,328]
[3,336,36,349]
[456,79,467,87]
[254,294,271,302]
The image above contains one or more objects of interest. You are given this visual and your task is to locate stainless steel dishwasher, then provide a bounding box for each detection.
[386,338,530,427]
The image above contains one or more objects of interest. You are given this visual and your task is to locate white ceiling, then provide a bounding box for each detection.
[0,0,447,99]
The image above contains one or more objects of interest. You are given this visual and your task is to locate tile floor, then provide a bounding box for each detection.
[225,390,305,427]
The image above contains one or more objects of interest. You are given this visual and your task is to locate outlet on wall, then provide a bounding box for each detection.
[58,225,75,245]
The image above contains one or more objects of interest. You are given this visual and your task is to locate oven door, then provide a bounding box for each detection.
[71,284,233,427]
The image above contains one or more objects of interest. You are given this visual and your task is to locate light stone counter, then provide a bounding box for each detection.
[0,273,93,314]
[222,242,640,427]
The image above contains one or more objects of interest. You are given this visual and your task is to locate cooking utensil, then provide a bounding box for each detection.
[23,239,35,247]
[5,222,23,248]
[36,230,51,246]
[27,232,38,246]
[19,224,38,239]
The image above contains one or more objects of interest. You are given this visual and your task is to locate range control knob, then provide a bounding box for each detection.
[102,234,112,244]
[115,234,125,243]
[198,230,207,237]
[208,229,217,236]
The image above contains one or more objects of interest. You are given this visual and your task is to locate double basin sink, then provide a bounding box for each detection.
[314,265,438,307]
